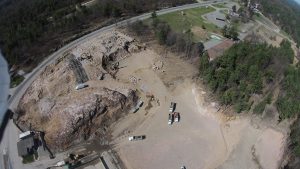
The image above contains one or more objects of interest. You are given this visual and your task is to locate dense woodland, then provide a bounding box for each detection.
[199,40,294,114]
[0,0,195,70]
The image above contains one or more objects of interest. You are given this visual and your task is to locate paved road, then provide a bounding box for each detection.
[0,1,226,169]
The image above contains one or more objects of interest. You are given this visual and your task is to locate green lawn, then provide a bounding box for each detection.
[157,6,218,41]
[212,3,228,8]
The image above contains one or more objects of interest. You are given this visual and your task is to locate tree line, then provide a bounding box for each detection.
[199,40,294,114]
[0,0,195,70]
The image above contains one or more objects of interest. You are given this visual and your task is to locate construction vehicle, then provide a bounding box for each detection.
[169,102,176,112]
[168,113,173,125]
[174,112,180,122]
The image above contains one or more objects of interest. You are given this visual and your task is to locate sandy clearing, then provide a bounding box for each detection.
[110,41,287,169]
[254,129,285,169]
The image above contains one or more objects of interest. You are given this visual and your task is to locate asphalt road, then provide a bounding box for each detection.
[0,1,226,169]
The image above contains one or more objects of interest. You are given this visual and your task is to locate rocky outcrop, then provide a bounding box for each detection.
[18,86,137,150]
[16,31,139,150]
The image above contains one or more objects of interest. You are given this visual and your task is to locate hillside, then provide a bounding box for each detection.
[199,40,295,115]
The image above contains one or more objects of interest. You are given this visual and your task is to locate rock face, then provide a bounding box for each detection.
[17,31,139,150]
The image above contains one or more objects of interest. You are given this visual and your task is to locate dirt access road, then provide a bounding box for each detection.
[109,39,287,169]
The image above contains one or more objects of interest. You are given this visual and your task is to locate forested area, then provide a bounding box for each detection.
[277,66,300,119]
[198,37,300,168]
[0,0,195,70]
[255,0,300,46]
[199,40,294,114]
[283,65,300,169]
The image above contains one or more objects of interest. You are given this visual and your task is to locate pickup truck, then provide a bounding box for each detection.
[75,83,88,90]
[128,135,146,141]
[169,102,176,112]
[168,113,173,125]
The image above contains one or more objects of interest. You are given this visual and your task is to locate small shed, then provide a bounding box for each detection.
[17,136,35,157]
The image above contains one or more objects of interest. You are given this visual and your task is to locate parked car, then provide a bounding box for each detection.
[128,135,146,141]
[174,112,180,122]
[181,166,186,169]
[137,100,144,107]
[169,102,176,112]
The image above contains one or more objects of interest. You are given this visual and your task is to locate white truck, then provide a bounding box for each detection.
[168,113,173,125]
[75,83,88,90]
[129,135,146,141]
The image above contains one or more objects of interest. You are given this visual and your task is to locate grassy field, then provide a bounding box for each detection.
[212,3,228,8]
[157,6,218,41]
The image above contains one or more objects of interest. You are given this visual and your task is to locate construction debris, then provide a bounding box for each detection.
[152,60,163,71]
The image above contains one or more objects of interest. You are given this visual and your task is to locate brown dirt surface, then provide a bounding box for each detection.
[191,26,210,40]
[17,31,139,150]
[109,29,289,169]
[17,29,289,169]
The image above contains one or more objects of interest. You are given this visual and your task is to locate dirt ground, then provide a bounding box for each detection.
[20,27,288,168]
[104,30,288,169]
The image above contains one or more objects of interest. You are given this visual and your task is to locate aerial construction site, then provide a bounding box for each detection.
[14,28,287,169]
[3,0,298,168]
